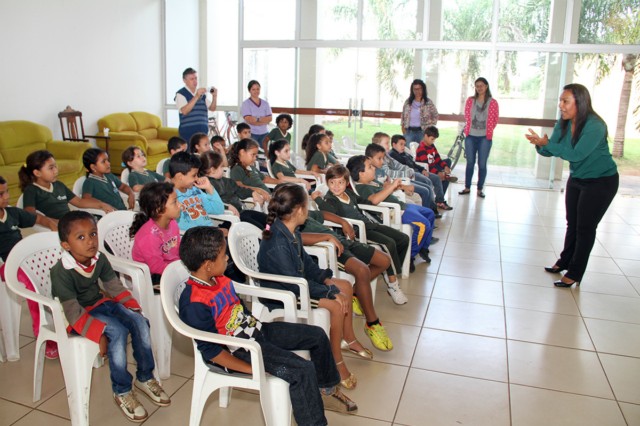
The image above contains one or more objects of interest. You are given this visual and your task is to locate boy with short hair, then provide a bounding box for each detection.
[168,151,224,231]
[236,122,252,141]
[369,133,440,213]
[209,135,229,167]
[51,211,170,422]
[163,136,189,178]
[347,157,436,270]
[416,126,458,199]
[178,226,357,424]
[391,133,455,210]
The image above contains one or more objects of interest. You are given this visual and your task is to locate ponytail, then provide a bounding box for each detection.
[19,150,54,190]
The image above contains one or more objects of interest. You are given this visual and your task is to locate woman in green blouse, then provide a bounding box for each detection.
[526,83,618,288]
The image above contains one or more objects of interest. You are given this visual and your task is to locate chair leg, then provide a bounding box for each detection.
[60,344,99,426]
[33,336,46,402]
[0,280,22,361]
[260,378,291,426]
[219,387,232,408]
[151,298,173,380]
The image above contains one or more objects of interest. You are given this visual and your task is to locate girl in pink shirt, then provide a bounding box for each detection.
[130,182,182,291]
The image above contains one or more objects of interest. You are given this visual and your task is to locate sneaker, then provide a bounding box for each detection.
[135,379,171,407]
[45,341,59,360]
[364,322,393,351]
[114,391,148,422]
[418,248,432,263]
[322,387,358,413]
[387,281,408,305]
[437,202,453,211]
[351,296,364,316]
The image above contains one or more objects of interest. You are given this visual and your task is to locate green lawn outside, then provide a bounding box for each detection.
[322,119,639,175]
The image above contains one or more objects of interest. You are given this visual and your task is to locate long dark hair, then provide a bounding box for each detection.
[19,150,54,190]
[268,139,289,165]
[301,124,325,150]
[407,79,428,104]
[129,182,175,237]
[82,148,107,177]
[473,77,492,111]
[305,133,329,166]
[228,138,260,173]
[560,83,605,146]
[263,183,307,240]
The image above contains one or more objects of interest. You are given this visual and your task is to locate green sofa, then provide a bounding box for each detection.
[96,112,179,174]
[0,120,90,204]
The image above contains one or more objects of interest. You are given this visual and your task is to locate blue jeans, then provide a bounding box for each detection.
[234,322,338,426]
[411,174,437,210]
[90,302,155,395]
[464,135,492,190]
[404,129,424,144]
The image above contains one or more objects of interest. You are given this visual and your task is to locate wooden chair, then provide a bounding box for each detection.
[58,106,111,152]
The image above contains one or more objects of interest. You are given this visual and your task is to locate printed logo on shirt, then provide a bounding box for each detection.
[161,236,179,254]
[10,225,19,230]
[180,197,208,220]
[56,195,68,201]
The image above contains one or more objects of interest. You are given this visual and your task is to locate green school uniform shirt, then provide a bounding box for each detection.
[355,182,406,209]
[0,207,36,261]
[271,160,297,178]
[82,173,126,210]
[22,181,76,219]
[230,164,269,192]
[128,170,165,187]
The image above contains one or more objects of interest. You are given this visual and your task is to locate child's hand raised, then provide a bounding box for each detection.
[194,176,214,193]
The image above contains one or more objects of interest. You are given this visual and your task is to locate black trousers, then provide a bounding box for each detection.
[557,173,618,282]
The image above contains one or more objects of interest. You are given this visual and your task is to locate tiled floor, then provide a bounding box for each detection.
[2,185,640,425]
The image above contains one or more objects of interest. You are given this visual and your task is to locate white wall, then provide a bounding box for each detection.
[0,0,163,139]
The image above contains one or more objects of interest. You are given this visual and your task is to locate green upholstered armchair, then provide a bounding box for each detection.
[96,112,179,174]
[0,120,90,204]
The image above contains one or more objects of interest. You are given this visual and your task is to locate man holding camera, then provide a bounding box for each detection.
[175,67,217,142]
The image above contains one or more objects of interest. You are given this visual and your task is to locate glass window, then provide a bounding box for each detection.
[242,48,295,108]
[303,0,358,40]
[165,0,199,104]
[207,0,239,107]
[441,0,493,42]
[362,0,419,40]
[578,0,640,44]
[498,0,550,43]
[243,0,296,40]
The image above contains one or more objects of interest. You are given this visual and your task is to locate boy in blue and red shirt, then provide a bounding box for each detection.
[178,226,357,425]
[415,126,458,198]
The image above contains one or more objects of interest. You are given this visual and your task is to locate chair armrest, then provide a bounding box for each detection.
[378,201,403,226]
[105,254,154,315]
[46,140,92,160]
[157,126,179,141]
[233,283,298,323]
[209,213,240,224]
[239,269,312,316]
[304,242,336,271]
[358,204,391,225]
[106,132,148,149]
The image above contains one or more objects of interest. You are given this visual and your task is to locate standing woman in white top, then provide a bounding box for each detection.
[459,77,499,199]
[400,79,439,143]
[240,80,273,147]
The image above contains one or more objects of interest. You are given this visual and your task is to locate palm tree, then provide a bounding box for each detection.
[578,0,640,158]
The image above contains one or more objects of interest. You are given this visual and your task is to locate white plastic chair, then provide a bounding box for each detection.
[97,210,172,379]
[160,260,295,426]
[228,223,330,335]
[0,259,21,362]
[266,159,325,187]
[156,158,169,175]
[73,176,133,212]
[4,232,100,426]
[120,168,130,186]
[16,195,50,232]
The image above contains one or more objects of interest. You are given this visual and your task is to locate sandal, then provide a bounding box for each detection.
[336,361,357,389]
[341,339,373,360]
[458,188,471,195]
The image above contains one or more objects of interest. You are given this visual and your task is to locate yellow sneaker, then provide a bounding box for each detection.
[364,322,393,351]
[352,296,364,316]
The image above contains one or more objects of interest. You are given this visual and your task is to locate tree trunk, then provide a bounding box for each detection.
[612,54,637,158]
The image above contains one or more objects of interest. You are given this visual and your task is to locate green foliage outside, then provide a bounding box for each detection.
[322,119,640,175]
